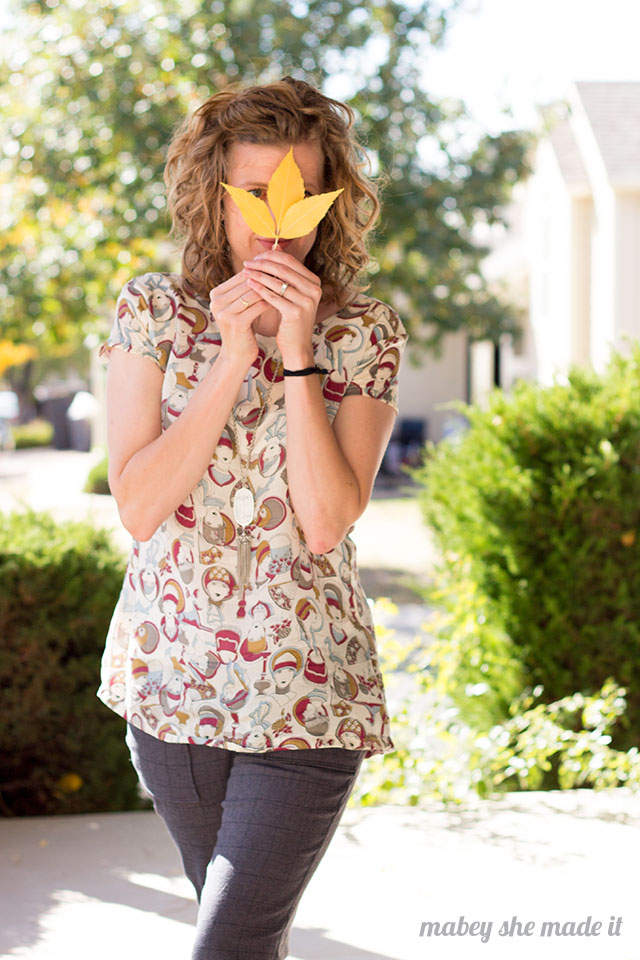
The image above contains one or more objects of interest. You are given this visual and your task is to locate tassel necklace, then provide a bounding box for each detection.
[227,366,276,606]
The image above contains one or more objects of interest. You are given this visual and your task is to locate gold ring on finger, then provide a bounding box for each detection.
[279,282,289,297]
[239,295,250,308]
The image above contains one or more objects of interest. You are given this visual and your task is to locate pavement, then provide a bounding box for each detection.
[1,448,640,960]
[2,792,640,960]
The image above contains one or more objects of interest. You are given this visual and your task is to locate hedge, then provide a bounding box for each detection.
[412,341,640,754]
[0,508,149,816]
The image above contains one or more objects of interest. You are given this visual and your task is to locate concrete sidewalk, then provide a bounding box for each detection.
[2,789,640,960]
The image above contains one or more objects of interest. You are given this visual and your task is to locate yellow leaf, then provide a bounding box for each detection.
[279,188,344,239]
[267,147,305,231]
[56,772,84,793]
[220,182,276,238]
[220,148,343,247]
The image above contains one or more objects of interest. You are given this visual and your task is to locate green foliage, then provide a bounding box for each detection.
[473,677,640,793]
[415,557,525,732]
[0,508,149,816]
[410,341,640,753]
[84,450,110,495]
[353,350,640,806]
[351,600,640,807]
[1,0,535,411]
[11,417,54,448]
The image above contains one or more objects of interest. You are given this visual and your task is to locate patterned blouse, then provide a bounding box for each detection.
[97,271,408,758]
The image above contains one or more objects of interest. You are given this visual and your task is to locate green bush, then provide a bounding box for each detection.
[351,599,640,806]
[412,341,640,753]
[11,418,54,448]
[413,555,525,733]
[84,450,110,494]
[0,508,149,816]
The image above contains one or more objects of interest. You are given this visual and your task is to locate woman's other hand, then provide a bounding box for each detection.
[243,249,322,368]
[209,272,267,371]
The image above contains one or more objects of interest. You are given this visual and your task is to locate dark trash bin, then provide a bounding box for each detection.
[399,417,426,449]
[34,379,89,450]
[66,391,99,451]
[383,417,427,475]
[40,394,75,449]
[398,417,426,468]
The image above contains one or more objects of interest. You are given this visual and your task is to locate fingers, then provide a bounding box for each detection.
[244,249,321,288]
[243,262,313,301]
[245,275,289,311]
[224,296,267,323]
[244,269,309,308]
[245,273,316,317]
[243,264,321,312]
[208,253,320,319]
[210,276,263,316]
[208,269,245,300]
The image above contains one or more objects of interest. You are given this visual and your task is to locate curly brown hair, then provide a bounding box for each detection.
[163,77,381,307]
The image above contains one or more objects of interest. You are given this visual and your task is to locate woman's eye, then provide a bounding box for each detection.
[247,188,314,199]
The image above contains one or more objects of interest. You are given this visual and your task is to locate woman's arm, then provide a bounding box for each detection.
[106,271,265,542]
[106,349,248,542]
[243,249,400,554]
[283,381,397,553]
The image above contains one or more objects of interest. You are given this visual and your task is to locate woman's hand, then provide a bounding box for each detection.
[243,249,322,368]
[209,271,267,372]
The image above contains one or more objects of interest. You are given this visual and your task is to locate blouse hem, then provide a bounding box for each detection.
[96,688,396,760]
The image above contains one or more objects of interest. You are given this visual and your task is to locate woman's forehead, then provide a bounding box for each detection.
[225,140,324,190]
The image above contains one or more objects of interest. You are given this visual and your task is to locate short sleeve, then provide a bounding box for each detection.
[97,274,166,372]
[343,302,408,414]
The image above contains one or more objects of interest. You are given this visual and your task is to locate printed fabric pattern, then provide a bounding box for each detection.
[97,272,408,758]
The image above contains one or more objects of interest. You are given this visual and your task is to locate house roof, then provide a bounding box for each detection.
[540,104,590,193]
[575,81,640,185]
[540,82,640,192]
[573,81,640,188]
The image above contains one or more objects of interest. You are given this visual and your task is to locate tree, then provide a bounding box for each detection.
[0,0,535,413]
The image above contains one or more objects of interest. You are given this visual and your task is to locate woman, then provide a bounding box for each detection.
[98,76,408,959]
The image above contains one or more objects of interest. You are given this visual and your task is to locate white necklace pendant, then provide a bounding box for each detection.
[233,486,255,527]
[234,488,254,590]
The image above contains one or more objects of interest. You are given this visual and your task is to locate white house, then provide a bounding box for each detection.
[500,81,640,389]
[398,79,640,443]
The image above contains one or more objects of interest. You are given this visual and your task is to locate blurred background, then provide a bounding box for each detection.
[2,0,639,467]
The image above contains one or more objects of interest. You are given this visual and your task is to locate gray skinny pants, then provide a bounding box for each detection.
[125,722,365,960]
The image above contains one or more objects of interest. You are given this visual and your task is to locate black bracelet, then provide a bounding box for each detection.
[282,365,328,377]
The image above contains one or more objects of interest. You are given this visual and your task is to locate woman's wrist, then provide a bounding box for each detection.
[215,347,257,379]
[279,346,315,370]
